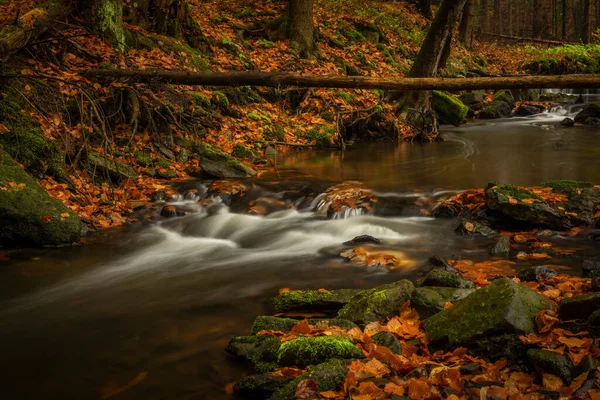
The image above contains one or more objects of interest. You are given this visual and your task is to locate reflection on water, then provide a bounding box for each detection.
[0,111,599,399]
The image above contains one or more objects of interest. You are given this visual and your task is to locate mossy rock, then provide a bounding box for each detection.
[411,286,475,319]
[424,278,555,346]
[277,336,363,367]
[269,359,348,400]
[250,316,357,335]
[558,292,600,320]
[225,335,282,372]
[134,151,153,167]
[588,309,600,325]
[234,373,294,398]
[175,137,256,178]
[0,148,81,247]
[432,91,468,127]
[337,280,414,324]
[372,331,402,354]
[273,289,362,314]
[232,144,256,160]
[527,349,574,384]
[157,169,178,179]
[493,89,515,105]
[479,101,512,119]
[490,236,511,256]
[87,151,137,182]
[517,266,557,283]
[455,220,497,236]
[485,183,571,229]
[459,91,485,105]
[574,104,600,125]
[541,180,593,193]
[419,269,475,289]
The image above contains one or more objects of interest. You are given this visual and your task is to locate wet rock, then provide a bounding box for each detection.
[232,144,256,160]
[343,235,382,246]
[584,117,600,126]
[560,117,575,127]
[0,148,82,247]
[424,278,555,346]
[372,331,402,354]
[517,266,558,283]
[160,205,184,218]
[432,91,468,127]
[490,236,511,256]
[574,104,600,125]
[428,255,455,270]
[86,151,137,181]
[419,269,475,289]
[558,292,600,320]
[455,220,497,236]
[588,309,600,325]
[459,91,485,105]
[337,280,414,324]
[527,349,573,383]
[175,137,256,178]
[157,169,178,179]
[479,101,513,119]
[273,289,362,314]
[511,89,540,102]
[234,373,294,398]
[226,335,282,372]
[582,260,600,278]
[486,183,571,229]
[493,89,515,105]
[152,190,167,202]
[515,105,541,116]
[276,336,363,368]
[250,316,357,335]
[411,286,475,319]
[176,149,189,163]
[270,359,348,400]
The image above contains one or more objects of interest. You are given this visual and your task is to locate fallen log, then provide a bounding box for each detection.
[0,0,73,61]
[481,32,580,46]
[84,69,600,91]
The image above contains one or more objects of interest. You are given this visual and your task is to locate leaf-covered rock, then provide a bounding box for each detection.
[424,278,554,346]
[337,279,414,324]
[269,359,348,400]
[250,316,357,335]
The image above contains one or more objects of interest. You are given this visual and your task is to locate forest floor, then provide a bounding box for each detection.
[0,0,599,229]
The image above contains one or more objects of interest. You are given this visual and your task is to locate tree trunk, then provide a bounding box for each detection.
[288,0,317,57]
[562,0,567,40]
[414,0,433,18]
[459,0,475,49]
[583,0,593,42]
[83,0,125,51]
[83,69,600,91]
[0,0,73,61]
[480,0,490,36]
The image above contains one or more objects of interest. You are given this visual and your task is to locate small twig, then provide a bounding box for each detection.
[270,141,314,147]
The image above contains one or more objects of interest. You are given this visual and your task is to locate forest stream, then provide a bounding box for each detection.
[0,104,599,399]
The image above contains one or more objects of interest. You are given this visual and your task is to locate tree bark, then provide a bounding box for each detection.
[0,0,72,61]
[583,0,593,43]
[480,0,490,36]
[459,0,475,49]
[83,0,126,51]
[288,0,317,57]
[562,0,568,40]
[82,70,600,91]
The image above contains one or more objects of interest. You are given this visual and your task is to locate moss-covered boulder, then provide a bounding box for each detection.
[490,236,511,256]
[411,287,475,319]
[276,336,363,368]
[459,91,485,105]
[432,91,468,127]
[558,292,600,320]
[485,183,571,229]
[175,137,256,178]
[424,278,555,346]
[250,316,357,335]
[270,359,348,400]
[455,220,497,236]
[527,349,574,384]
[372,331,402,354]
[234,373,294,399]
[226,335,282,372]
[0,148,81,247]
[493,89,515,105]
[273,289,362,314]
[87,151,137,182]
[419,269,475,289]
[337,280,414,324]
[574,104,600,125]
[479,101,512,119]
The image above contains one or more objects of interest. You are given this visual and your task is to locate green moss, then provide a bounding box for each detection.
[263,124,285,141]
[0,87,68,181]
[226,335,282,373]
[321,111,335,122]
[432,90,468,127]
[495,184,545,202]
[186,91,211,107]
[335,91,354,104]
[270,359,348,400]
[134,151,153,167]
[277,336,362,367]
[541,180,593,193]
[232,144,255,159]
[305,125,335,147]
[212,91,229,108]
[493,89,515,105]
[155,159,170,168]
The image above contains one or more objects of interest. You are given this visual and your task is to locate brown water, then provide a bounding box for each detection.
[0,111,599,400]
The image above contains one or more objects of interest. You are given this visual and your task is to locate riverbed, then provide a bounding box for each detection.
[0,107,599,399]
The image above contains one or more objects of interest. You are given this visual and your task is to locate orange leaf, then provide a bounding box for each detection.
[542,374,563,391]
[290,320,312,335]
[42,216,52,224]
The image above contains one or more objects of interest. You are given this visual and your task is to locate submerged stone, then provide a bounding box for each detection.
[424,278,554,346]
[0,148,81,247]
[343,235,382,246]
[419,269,475,289]
[560,117,575,127]
[273,289,362,313]
[337,280,414,324]
[276,336,363,368]
[558,292,600,320]
[411,286,475,319]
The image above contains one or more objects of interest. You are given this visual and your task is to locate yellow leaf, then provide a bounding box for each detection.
[542,374,563,391]
[60,212,70,218]
[508,196,518,205]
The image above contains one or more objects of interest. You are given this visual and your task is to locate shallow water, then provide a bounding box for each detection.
[0,107,599,399]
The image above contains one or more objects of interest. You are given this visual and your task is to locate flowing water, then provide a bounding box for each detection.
[1,106,600,399]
